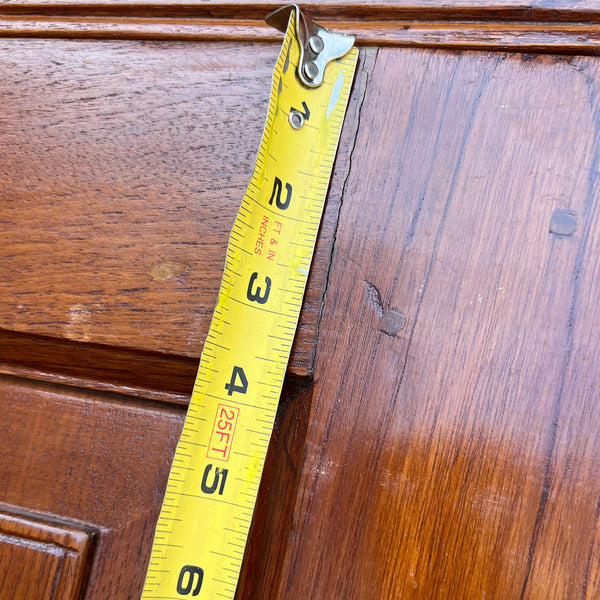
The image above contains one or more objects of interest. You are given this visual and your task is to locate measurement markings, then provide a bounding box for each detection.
[244,191,312,223]
[214,573,238,582]
[178,439,207,448]
[256,380,281,388]
[282,300,303,308]
[309,148,336,158]
[166,478,185,485]
[180,427,199,436]
[207,340,232,351]
[254,355,280,363]
[231,449,255,458]
[195,390,275,413]
[226,540,247,550]
[223,529,246,538]
[228,295,290,317]
[234,216,253,230]
[141,596,190,600]
[172,448,193,458]
[141,18,356,600]
[236,482,259,494]
[277,326,296,334]
[228,240,253,256]
[177,492,247,508]
[250,440,269,449]
[209,550,243,562]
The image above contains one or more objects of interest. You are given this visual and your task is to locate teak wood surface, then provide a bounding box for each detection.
[1,1,600,599]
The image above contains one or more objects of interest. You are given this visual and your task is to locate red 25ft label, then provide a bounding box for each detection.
[207,404,240,462]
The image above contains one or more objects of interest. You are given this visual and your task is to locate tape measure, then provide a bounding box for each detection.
[141,6,357,599]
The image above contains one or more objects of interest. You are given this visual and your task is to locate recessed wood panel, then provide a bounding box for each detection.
[0,509,92,600]
[0,36,359,377]
[0,376,185,599]
[0,39,267,360]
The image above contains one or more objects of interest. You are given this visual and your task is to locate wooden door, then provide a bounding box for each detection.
[2,2,600,598]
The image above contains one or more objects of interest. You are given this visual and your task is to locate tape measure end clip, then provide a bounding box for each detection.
[265,4,355,88]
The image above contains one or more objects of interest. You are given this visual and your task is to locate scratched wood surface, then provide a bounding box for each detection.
[274,48,600,598]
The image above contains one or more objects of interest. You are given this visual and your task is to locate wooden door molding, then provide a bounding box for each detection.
[1,2,600,54]
[0,507,94,600]
[0,375,185,598]
[0,328,198,405]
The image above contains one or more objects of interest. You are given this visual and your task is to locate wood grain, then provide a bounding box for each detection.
[0,376,185,599]
[3,11,600,55]
[3,1,600,18]
[0,36,359,377]
[3,3,600,599]
[0,509,92,600]
[275,48,600,598]
[0,373,321,599]
[235,378,314,600]
[0,328,197,404]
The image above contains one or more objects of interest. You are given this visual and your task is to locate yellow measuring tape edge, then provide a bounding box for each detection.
[141,7,358,599]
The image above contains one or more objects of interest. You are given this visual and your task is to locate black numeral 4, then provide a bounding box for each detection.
[225,366,248,396]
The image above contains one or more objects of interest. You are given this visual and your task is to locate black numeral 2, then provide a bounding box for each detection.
[269,177,292,210]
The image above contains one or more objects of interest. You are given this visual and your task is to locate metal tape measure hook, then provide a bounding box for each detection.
[265,4,355,88]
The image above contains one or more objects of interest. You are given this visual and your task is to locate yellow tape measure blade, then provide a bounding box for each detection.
[141,7,357,600]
